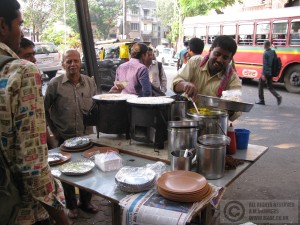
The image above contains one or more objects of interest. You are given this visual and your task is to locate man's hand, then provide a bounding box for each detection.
[261,74,266,81]
[183,82,197,99]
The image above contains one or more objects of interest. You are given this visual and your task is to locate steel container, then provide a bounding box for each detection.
[187,108,228,136]
[168,120,198,160]
[196,134,230,179]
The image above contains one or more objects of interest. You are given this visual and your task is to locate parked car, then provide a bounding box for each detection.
[156,47,176,66]
[34,42,62,79]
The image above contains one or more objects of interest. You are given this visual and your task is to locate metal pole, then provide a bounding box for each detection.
[123,0,126,39]
[74,0,101,93]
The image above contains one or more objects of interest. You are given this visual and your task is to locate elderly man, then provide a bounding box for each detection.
[0,0,69,224]
[44,49,98,219]
[172,35,242,121]
[109,43,152,96]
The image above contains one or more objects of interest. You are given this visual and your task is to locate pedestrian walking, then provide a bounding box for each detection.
[256,40,282,105]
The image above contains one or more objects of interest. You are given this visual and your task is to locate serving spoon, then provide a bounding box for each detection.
[188,97,200,114]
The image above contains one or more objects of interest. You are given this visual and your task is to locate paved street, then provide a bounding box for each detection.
[44,66,300,224]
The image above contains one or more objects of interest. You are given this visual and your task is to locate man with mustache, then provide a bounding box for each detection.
[172,35,242,121]
[44,49,98,219]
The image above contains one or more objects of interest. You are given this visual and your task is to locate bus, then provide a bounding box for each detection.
[183,7,300,93]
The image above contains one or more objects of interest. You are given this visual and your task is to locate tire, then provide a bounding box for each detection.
[45,71,57,79]
[284,65,300,93]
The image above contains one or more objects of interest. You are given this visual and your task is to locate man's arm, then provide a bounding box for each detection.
[138,67,152,96]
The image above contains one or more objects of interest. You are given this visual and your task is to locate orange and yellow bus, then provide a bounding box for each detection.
[183,6,300,93]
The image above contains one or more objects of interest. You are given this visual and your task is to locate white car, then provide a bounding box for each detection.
[34,42,62,79]
[156,47,176,66]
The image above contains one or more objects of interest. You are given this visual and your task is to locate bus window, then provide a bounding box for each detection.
[290,19,300,46]
[238,23,254,45]
[223,24,236,41]
[195,26,206,43]
[208,25,220,44]
[256,22,270,46]
[272,20,287,46]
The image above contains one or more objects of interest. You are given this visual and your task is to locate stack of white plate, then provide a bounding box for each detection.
[157,170,212,203]
[115,166,156,193]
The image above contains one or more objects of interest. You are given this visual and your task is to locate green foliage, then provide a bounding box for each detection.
[40,27,81,51]
[179,0,241,17]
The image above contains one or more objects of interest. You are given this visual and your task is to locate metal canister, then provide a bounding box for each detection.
[167,120,198,160]
[196,134,230,179]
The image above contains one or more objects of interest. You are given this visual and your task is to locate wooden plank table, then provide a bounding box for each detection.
[50,142,268,225]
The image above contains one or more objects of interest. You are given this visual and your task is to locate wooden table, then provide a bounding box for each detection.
[50,143,268,225]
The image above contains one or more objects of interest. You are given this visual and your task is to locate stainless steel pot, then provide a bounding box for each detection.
[171,101,188,120]
[187,108,228,136]
[196,134,230,179]
[168,120,198,160]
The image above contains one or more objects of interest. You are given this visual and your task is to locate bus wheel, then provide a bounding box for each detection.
[284,65,300,93]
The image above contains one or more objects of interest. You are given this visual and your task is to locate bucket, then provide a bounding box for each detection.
[235,128,250,150]
[196,134,230,179]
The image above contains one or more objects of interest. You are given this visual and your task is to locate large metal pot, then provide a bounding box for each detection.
[187,108,228,136]
[196,134,230,179]
[92,94,137,138]
[168,120,198,160]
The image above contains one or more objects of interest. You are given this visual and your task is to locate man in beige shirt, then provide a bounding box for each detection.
[172,35,242,120]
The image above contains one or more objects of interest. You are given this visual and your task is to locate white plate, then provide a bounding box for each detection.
[126,97,174,105]
[59,159,95,176]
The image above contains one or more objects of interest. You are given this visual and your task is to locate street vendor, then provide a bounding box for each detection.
[172,35,242,121]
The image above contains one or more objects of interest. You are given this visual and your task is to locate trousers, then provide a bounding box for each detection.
[258,75,280,100]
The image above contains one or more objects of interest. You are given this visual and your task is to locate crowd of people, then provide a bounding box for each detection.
[0,0,283,224]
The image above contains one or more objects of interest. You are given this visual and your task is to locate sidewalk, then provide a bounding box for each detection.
[66,195,112,225]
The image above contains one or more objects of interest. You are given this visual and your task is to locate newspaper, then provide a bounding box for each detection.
[119,184,220,225]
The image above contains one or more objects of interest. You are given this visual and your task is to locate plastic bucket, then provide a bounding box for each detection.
[235,128,250,150]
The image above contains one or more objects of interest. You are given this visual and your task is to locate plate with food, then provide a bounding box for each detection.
[59,159,95,176]
[63,137,91,149]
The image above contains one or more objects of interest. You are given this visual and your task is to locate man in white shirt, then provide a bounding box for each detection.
[146,47,167,94]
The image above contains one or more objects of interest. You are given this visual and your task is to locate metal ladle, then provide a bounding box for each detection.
[188,97,200,114]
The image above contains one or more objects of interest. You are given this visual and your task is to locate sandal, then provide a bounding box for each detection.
[79,202,99,214]
[68,208,79,219]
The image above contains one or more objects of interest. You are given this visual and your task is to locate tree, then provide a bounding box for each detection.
[22,0,60,41]
[156,0,241,49]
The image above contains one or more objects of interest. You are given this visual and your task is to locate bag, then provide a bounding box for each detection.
[151,84,165,96]
[272,50,282,77]
[0,150,21,225]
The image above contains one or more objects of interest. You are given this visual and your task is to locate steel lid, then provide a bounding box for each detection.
[198,134,230,146]
[168,120,198,128]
